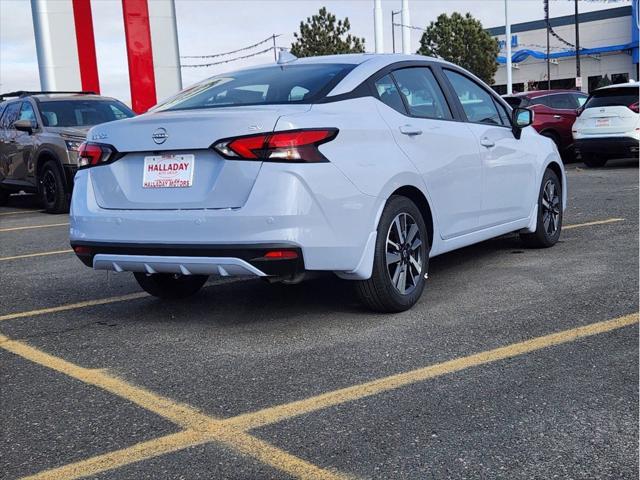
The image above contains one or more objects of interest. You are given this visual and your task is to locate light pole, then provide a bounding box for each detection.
[391,10,401,53]
[374,0,384,53]
[575,0,581,91]
[505,0,512,95]
[401,0,411,54]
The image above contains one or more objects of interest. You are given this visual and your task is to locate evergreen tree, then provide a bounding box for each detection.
[416,12,499,84]
[291,7,365,57]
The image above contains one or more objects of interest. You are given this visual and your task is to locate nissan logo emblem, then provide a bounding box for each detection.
[152,127,168,144]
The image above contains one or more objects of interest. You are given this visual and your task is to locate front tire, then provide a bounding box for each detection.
[355,196,429,313]
[39,160,69,213]
[520,169,563,248]
[134,273,208,299]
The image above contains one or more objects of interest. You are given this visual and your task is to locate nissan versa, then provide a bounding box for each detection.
[70,54,566,312]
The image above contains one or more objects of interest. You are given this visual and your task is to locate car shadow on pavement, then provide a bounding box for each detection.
[2,193,42,210]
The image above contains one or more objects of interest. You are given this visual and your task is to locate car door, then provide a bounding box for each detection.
[442,68,536,228]
[12,101,39,183]
[372,66,482,239]
[548,93,582,149]
[0,101,22,182]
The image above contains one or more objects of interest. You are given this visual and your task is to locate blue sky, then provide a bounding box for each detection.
[0,0,630,103]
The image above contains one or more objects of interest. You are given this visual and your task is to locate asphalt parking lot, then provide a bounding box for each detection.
[1,158,638,480]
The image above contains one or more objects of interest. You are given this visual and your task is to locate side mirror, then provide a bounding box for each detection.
[513,107,534,128]
[14,119,36,134]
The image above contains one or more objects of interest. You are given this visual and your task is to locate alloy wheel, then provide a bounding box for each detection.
[386,212,423,295]
[541,179,561,236]
[41,170,57,204]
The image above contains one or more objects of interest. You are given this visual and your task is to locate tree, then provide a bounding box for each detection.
[416,12,499,84]
[291,7,365,57]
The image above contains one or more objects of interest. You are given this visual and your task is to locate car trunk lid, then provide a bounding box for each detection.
[87,105,310,210]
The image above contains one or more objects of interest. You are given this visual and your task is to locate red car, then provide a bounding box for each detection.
[504,90,588,157]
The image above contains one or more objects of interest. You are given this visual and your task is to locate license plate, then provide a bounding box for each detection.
[143,154,195,188]
[595,118,610,127]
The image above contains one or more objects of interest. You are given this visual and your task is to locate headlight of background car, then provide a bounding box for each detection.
[64,139,84,151]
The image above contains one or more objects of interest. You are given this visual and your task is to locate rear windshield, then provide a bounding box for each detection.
[39,100,134,127]
[154,64,355,112]
[584,87,639,109]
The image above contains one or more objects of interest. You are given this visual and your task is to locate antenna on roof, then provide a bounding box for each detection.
[277,49,297,65]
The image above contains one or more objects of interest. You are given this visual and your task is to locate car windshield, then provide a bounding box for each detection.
[154,64,355,112]
[584,86,639,109]
[38,100,134,127]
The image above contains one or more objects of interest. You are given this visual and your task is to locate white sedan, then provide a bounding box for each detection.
[70,53,566,312]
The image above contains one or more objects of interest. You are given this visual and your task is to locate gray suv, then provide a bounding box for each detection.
[0,91,134,213]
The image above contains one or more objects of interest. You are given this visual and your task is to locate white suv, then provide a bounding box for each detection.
[70,54,565,312]
[573,82,640,167]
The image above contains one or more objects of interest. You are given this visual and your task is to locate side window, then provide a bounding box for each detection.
[444,69,505,126]
[0,102,22,130]
[374,74,406,114]
[18,102,37,123]
[391,67,452,120]
[550,94,576,110]
[575,94,587,107]
[494,99,512,126]
[536,96,552,107]
[288,86,309,101]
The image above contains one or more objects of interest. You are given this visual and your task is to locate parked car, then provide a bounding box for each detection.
[0,91,135,212]
[503,89,587,157]
[572,82,640,168]
[70,54,566,312]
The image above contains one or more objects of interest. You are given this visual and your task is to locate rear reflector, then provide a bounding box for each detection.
[213,128,338,163]
[73,245,92,255]
[263,250,298,259]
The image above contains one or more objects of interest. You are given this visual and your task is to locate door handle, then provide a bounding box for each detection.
[480,137,495,148]
[399,125,423,136]
[553,114,561,119]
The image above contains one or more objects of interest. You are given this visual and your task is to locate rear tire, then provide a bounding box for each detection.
[355,195,429,313]
[582,154,607,168]
[520,169,562,248]
[39,160,69,213]
[134,273,208,299]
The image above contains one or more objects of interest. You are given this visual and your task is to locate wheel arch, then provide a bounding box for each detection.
[390,185,434,248]
[34,148,69,191]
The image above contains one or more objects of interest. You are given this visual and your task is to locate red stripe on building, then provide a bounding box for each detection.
[122,0,157,113]
[71,0,100,93]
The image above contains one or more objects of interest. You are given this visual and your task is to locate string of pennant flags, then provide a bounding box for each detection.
[181,34,281,68]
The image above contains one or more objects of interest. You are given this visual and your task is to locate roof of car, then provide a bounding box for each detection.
[0,92,116,103]
[505,89,586,99]
[592,81,640,91]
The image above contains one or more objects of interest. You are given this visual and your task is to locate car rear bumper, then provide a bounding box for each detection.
[574,137,640,158]
[71,242,304,278]
[69,162,380,276]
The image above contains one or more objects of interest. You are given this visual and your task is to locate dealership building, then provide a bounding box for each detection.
[488,3,639,94]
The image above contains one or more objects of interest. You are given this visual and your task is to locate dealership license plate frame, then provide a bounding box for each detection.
[595,118,610,128]
[143,154,195,189]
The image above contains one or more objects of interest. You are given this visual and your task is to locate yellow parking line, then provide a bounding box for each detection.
[13,313,638,480]
[0,293,149,322]
[225,313,639,431]
[1,332,349,480]
[21,431,209,480]
[564,218,624,230]
[0,249,73,262]
[0,209,44,216]
[0,222,69,233]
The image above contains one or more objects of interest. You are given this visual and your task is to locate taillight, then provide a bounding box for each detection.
[78,142,117,169]
[629,102,639,114]
[213,129,338,163]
